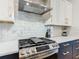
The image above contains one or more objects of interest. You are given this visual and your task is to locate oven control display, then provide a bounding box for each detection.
[36,45,49,52]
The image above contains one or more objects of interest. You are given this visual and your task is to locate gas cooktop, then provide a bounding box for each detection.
[19,37,59,59]
[19,37,56,49]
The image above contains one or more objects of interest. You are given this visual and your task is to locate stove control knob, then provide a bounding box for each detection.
[26,51,30,54]
[31,48,36,54]
[20,52,25,55]
[32,50,36,53]
[19,49,26,56]
[26,49,31,55]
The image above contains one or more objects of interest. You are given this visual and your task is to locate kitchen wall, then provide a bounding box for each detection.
[51,26,62,37]
[0,11,47,42]
[0,0,77,42]
[68,0,79,36]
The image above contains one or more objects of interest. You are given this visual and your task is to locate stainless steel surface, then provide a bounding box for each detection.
[19,0,52,15]
[31,38,44,43]
[19,37,59,59]
[26,49,58,59]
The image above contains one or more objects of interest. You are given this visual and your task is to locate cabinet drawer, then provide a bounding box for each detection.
[73,40,79,55]
[59,41,73,53]
[58,50,72,59]
[58,41,73,59]
[73,44,79,53]
[73,40,79,44]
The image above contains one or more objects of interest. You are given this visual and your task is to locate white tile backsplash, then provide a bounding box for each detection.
[53,26,62,37]
[0,11,47,42]
[0,11,64,42]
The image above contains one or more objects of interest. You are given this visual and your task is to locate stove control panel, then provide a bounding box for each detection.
[19,43,59,58]
[19,47,37,57]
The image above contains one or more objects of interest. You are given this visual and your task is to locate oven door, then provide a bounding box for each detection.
[36,49,58,59]
[21,49,58,59]
[43,53,57,59]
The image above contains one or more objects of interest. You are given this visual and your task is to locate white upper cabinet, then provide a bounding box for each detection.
[50,0,60,25]
[64,0,72,26]
[45,0,72,26]
[59,0,72,26]
[0,0,17,24]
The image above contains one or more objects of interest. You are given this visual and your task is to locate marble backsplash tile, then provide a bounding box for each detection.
[0,11,47,42]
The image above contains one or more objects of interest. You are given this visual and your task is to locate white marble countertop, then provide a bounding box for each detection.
[49,36,79,44]
[0,40,18,57]
[0,36,79,57]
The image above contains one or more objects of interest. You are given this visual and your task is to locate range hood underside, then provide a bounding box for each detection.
[19,0,52,15]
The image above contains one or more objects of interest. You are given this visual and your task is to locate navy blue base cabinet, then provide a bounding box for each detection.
[58,41,73,59]
[0,53,18,59]
[58,40,79,59]
[73,40,79,59]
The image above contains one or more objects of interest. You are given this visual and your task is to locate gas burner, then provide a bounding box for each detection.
[19,39,36,49]
[39,37,56,43]
[19,37,59,59]
[19,37,57,49]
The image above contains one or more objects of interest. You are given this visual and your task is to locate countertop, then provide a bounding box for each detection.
[0,36,79,57]
[49,36,79,43]
[0,40,18,57]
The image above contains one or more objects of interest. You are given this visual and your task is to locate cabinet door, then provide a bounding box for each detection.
[46,0,72,26]
[0,0,15,23]
[50,0,60,25]
[58,0,65,26]
[58,41,73,59]
[0,0,9,20]
[59,0,72,26]
[64,0,72,26]
[58,48,72,59]
[8,0,19,19]
[9,0,18,20]
[73,40,79,59]
[0,0,15,20]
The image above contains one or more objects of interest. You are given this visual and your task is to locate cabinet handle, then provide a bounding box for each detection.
[76,47,79,50]
[63,43,70,47]
[76,55,79,59]
[63,51,69,55]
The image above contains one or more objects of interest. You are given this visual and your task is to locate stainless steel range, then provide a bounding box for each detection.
[19,37,59,59]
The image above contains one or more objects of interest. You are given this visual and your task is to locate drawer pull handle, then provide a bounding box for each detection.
[76,55,79,58]
[76,47,79,50]
[63,44,70,47]
[63,52,69,55]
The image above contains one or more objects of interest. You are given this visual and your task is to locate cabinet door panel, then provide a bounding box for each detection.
[51,0,60,25]
[73,40,79,59]
[59,0,65,25]
[47,0,72,26]
[58,41,73,59]
[59,0,72,26]
[0,0,9,20]
[64,0,72,26]
[60,42,73,53]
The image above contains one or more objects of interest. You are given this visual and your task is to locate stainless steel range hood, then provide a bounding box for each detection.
[19,0,52,15]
